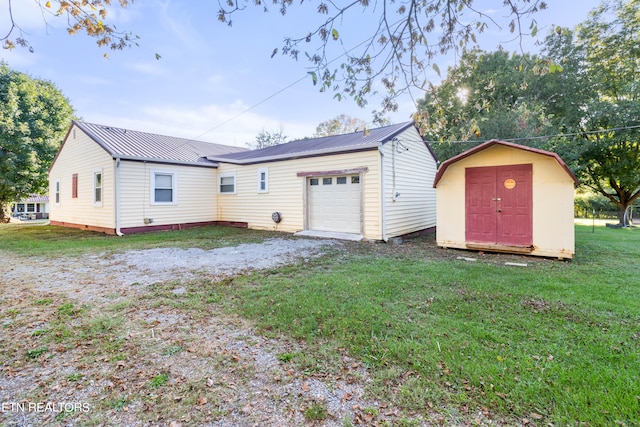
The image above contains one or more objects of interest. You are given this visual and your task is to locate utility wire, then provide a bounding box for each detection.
[192,17,408,141]
[423,124,640,145]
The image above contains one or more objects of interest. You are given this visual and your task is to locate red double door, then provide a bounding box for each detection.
[465,164,533,246]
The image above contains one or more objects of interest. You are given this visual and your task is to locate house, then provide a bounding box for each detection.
[49,120,438,241]
[433,140,578,259]
[12,195,50,219]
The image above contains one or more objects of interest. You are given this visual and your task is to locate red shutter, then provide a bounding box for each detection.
[72,173,78,198]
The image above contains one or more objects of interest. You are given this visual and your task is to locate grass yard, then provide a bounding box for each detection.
[220,225,640,426]
[0,222,281,256]
[0,223,638,426]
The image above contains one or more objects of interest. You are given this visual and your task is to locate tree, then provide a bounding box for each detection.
[3,1,548,116]
[0,62,75,220]
[554,0,640,225]
[314,115,367,137]
[247,125,287,149]
[415,48,558,160]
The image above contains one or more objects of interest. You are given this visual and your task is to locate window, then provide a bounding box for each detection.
[27,203,35,212]
[309,178,319,186]
[323,178,332,185]
[151,171,176,204]
[94,171,103,205]
[72,173,78,198]
[55,179,60,204]
[219,173,236,194]
[257,168,268,193]
[351,176,360,184]
[336,176,347,185]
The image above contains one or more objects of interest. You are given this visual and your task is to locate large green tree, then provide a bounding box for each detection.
[417,0,640,226]
[0,63,75,220]
[415,48,560,159]
[554,0,640,225]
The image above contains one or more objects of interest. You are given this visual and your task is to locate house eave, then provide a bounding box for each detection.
[207,144,380,165]
[113,155,219,168]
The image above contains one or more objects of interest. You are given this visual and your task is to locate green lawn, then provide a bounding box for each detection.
[1,223,638,425]
[0,223,280,255]
[221,225,640,426]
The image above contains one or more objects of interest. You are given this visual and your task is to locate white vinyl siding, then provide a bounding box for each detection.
[119,162,216,229]
[49,125,115,228]
[380,127,438,238]
[215,151,381,239]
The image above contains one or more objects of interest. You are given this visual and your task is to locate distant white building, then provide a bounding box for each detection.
[12,194,50,219]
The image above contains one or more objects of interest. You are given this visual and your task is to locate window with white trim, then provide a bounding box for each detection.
[257,168,268,193]
[219,172,236,194]
[151,171,177,204]
[55,179,61,205]
[94,170,103,205]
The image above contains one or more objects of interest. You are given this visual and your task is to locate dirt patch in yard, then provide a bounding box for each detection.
[0,234,534,426]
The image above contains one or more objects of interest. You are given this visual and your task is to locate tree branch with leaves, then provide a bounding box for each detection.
[217,0,549,121]
[2,0,137,55]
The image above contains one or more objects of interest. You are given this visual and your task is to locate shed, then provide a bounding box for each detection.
[433,140,578,259]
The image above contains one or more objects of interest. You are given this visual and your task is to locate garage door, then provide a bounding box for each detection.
[308,175,362,233]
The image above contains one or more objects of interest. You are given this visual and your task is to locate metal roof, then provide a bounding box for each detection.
[17,194,49,203]
[208,121,417,164]
[74,121,247,166]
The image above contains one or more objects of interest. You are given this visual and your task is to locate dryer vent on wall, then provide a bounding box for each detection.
[271,212,282,223]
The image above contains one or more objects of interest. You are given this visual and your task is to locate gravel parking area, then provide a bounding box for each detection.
[0,237,410,427]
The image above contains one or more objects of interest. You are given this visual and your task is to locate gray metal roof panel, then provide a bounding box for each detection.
[74,121,247,165]
[209,121,416,164]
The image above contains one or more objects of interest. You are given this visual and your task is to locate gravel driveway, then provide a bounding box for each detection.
[1,238,340,303]
[1,237,420,427]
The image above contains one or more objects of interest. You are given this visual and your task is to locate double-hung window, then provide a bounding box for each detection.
[151,171,177,204]
[219,172,236,194]
[55,179,61,205]
[94,170,103,205]
[257,168,268,193]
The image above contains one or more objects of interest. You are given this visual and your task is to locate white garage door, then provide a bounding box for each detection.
[308,175,362,233]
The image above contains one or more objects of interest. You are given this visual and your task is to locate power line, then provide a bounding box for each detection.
[192,74,310,140]
[192,17,407,141]
[423,124,640,145]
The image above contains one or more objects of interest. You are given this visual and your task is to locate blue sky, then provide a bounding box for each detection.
[1,0,601,147]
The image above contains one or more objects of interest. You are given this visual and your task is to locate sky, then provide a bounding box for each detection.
[0,0,602,147]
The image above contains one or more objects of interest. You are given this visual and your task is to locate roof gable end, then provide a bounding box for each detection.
[433,140,579,187]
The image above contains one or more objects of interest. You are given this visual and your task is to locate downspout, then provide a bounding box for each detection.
[391,138,397,202]
[114,157,124,236]
[378,143,387,242]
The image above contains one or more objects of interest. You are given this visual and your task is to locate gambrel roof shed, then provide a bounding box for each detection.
[434,140,578,259]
